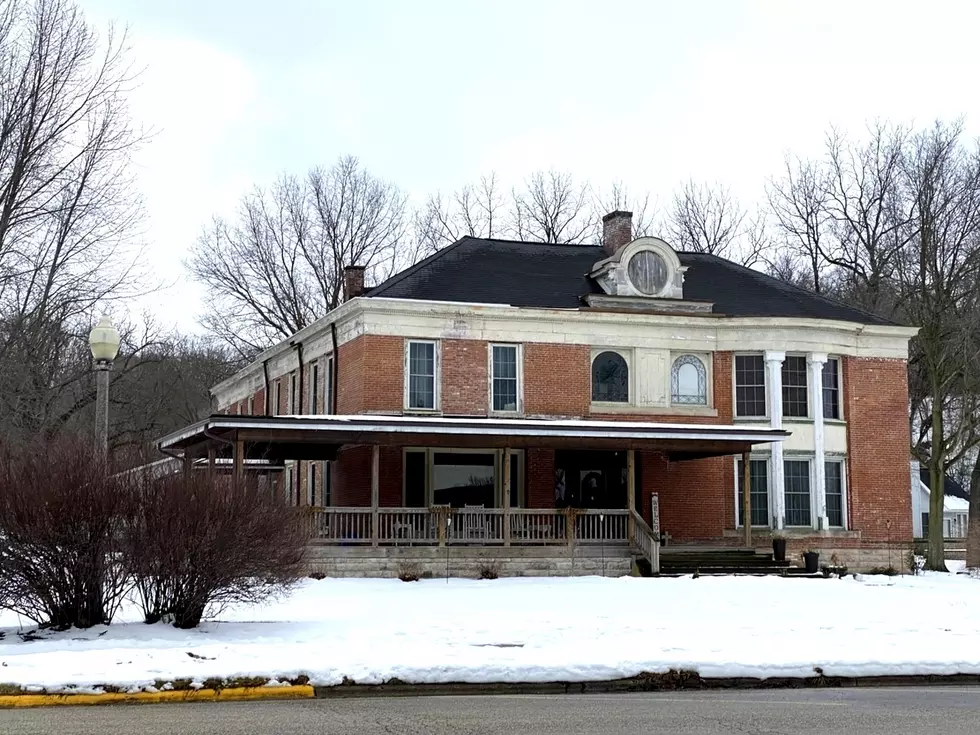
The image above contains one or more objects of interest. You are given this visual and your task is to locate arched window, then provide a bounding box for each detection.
[592,351,629,402]
[671,355,707,405]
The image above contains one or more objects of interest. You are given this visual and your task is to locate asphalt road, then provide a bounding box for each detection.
[4,688,980,735]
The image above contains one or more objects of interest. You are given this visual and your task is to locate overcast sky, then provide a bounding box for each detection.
[81,0,980,333]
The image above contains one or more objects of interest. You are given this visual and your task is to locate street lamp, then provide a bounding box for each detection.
[88,316,120,456]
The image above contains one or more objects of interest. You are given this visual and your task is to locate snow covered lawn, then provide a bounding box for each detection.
[1,568,979,693]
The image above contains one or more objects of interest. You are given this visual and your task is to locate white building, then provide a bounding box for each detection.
[911,461,970,538]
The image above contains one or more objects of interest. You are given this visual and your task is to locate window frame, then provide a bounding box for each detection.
[488,343,522,415]
[781,354,809,419]
[274,380,283,417]
[247,395,254,415]
[402,448,525,508]
[321,354,336,416]
[735,456,771,528]
[783,458,813,527]
[824,458,847,529]
[404,340,440,412]
[590,348,632,405]
[822,356,842,421]
[670,353,709,406]
[289,371,298,414]
[310,361,319,415]
[733,353,767,418]
[307,461,317,507]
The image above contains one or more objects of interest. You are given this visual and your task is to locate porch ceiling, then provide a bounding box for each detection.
[158,414,789,462]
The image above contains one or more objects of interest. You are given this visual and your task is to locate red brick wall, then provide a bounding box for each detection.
[844,356,913,542]
[640,452,733,539]
[337,335,403,414]
[442,340,488,416]
[527,449,556,507]
[524,343,591,417]
[331,445,402,507]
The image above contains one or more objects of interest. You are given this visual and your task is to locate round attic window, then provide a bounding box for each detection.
[627,250,669,295]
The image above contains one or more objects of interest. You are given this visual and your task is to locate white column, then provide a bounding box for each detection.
[808,353,828,530]
[765,351,786,530]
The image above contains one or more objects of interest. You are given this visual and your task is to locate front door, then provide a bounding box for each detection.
[554,450,628,509]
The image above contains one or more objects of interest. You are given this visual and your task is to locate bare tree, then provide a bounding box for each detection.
[898,121,980,571]
[188,157,408,358]
[665,180,760,264]
[415,173,503,253]
[510,170,592,243]
[591,181,657,240]
[766,156,830,293]
[0,0,149,446]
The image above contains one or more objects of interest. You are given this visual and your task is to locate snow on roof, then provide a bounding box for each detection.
[919,480,971,513]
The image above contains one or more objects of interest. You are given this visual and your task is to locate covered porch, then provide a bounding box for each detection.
[157,415,789,574]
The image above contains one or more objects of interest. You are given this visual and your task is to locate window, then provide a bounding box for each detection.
[310,362,319,414]
[491,344,519,412]
[825,460,844,527]
[322,461,332,507]
[627,250,669,295]
[671,355,707,405]
[290,372,298,413]
[737,458,770,527]
[734,355,766,417]
[822,358,841,420]
[274,380,283,416]
[781,355,808,418]
[325,356,335,414]
[784,459,812,527]
[921,512,929,535]
[403,449,524,508]
[592,351,629,403]
[247,395,254,415]
[308,462,317,506]
[406,341,437,410]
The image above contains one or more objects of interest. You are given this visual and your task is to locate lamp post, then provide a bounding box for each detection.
[88,316,120,457]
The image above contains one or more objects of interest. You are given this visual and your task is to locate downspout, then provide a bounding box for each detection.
[330,322,339,413]
[262,359,271,414]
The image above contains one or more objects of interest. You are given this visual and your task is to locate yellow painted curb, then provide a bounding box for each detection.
[0,685,315,708]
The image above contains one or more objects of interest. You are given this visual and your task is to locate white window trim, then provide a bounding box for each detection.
[324,355,335,415]
[274,380,283,417]
[783,456,815,528]
[402,448,525,508]
[309,361,320,415]
[404,340,441,413]
[733,455,772,528]
[247,395,254,415]
[669,352,711,408]
[824,456,848,530]
[732,352,769,420]
[781,353,811,420]
[823,356,844,422]
[488,343,523,415]
[590,347,633,407]
[289,372,298,414]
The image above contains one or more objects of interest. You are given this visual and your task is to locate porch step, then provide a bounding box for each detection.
[655,548,793,576]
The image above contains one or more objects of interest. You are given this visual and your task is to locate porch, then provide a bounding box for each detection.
[156,414,789,575]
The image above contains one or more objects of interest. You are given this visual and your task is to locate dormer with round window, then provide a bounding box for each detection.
[591,236,688,301]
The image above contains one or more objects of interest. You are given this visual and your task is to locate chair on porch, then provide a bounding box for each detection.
[462,504,488,541]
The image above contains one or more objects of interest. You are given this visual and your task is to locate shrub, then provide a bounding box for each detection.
[0,438,132,629]
[309,570,327,580]
[397,561,422,582]
[122,472,309,629]
[477,561,500,580]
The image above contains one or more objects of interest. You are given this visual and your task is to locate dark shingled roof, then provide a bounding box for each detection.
[366,237,897,326]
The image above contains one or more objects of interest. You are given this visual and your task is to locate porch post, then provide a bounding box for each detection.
[370,444,380,547]
[207,446,216,479]
[742,450,752,547]
[182,452,192,478]
[233,438,244,483]
[502,448,512,547]
[626,449,636,539]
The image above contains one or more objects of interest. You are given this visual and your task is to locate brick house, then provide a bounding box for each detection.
[158,211,918,575]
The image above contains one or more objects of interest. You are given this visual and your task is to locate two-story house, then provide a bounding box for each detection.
[158,211,917,576]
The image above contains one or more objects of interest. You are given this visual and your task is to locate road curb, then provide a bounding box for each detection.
[313,672,980,698]
[0,685,314,709]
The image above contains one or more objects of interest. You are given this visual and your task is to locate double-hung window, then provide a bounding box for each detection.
[491,344,519,412]
[324,356,335,414]
[737,458,770,527]
[822,357,841,420]
[784,459,812,526]
[781,355,808,417]
[825,460,845,527]
[406,341,437,410]
[734,355,766,417]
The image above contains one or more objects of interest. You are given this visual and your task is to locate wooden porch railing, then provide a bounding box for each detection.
[628,508,660,573]
[311,507,630,546]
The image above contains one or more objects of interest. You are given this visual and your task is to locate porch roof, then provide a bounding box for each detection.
[157,413,790,463]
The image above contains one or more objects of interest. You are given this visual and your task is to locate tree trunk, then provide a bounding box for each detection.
[966,452,980,569]
[926,454,948,571]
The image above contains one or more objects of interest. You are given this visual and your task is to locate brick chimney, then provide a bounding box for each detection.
[343,265,366,301]
[602,210,633,257]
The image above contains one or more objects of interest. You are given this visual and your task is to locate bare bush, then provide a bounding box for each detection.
[123,472,309,628]
[0,437,132,628]
[477,560,500,580]
[396,561,422,582]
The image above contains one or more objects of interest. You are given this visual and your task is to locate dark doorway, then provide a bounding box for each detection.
[554,450,629,509]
